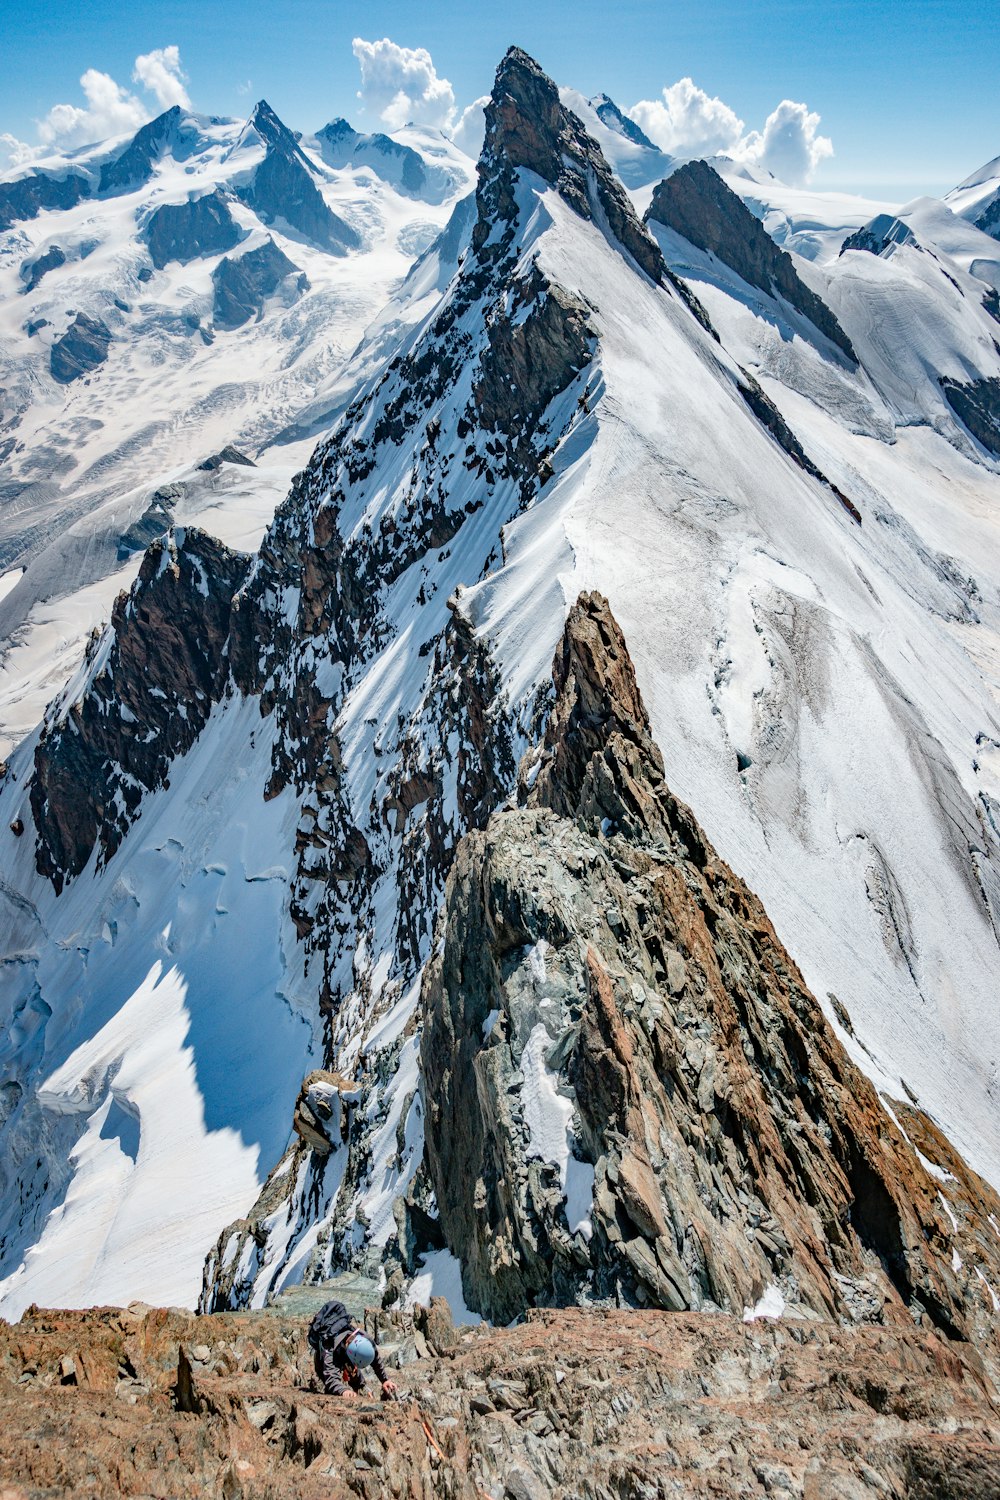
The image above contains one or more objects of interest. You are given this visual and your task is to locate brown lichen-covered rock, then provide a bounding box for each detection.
[1,1301,999,1498]
[421,592,1000,1364]
[30,528,250,889]
[292,1069,362,1154]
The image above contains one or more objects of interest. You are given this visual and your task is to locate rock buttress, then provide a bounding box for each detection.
[31,528,250,889]
[420,591,1000,1362]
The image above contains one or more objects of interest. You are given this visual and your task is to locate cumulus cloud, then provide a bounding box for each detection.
[1,46,191,168]
[631,78,745,159]
[741,99,833,184]
[132,45,190,111]
[451,95,489,159]
[352,36,456,131]
[630,77,833,184]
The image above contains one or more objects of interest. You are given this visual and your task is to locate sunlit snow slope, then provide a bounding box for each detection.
[0,103,473,757]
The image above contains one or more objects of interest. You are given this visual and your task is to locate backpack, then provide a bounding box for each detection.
[307,1299,354,1352]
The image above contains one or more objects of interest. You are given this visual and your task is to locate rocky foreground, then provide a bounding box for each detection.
[1,1299,999,1498]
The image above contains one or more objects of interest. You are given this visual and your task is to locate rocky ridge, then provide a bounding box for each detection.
[1,1300,999,1498]
[421,594,1000,1366]
[4,43,1000,1345]
[645,159,856,360]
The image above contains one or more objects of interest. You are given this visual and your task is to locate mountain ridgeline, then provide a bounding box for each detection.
[0,43,999,1409]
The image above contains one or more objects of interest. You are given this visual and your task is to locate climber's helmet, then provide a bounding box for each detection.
[345,1331,376,1368]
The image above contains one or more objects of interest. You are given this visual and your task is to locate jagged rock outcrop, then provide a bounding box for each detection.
[292,1069,361,1154]
[646,159,856,360]
[144,188,241,269]
[20,243,66,293]
[840,212,916,257]
[197,445,256,472]
[2,1302,1000,1498]
[474,47,666,288]
[0,169,89,231]
[237,101,360,255]
[211,237,305,330]
[736,371,862,521]
[421,593,1000,1357]
[49,312,112,384]
[940,375,1000,457]
[590,93,658,150]
[31,528,250,889]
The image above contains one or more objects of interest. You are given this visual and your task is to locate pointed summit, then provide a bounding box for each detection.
[590,93,657,151]
[98,105,202,195]
[473,46,665,286]
[235,98,361,254]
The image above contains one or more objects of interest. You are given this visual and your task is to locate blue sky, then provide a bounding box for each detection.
[2,0,995,198]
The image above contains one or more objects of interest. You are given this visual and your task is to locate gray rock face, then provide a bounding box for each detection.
[421,593,1000,1367]
[49,313,112,384]
[144,189,240,269]
[196,445,256,471]
[474,48,666,289]
[974,192,1000,239]
[840,212,916,257]
[31,528,251,889]
[237,100,360,254]
[940,375,1000,457]
[0,170,89,232]
[20,244,66,293]
[590,93,658,150]
[646,159,856,361]
[211,238,304,330]
[736,371,862,521]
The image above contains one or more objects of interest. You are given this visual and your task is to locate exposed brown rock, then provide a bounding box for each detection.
[1,1302,999,1498]
[292,1069,361,1154]
[31,528,250,889]
[473,47,667,287]
[421,592,1000,1365]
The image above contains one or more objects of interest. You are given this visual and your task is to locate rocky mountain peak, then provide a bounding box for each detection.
[98,105,196,195]
[591,93,658,151]
[245,99,294,151]
[422,592,1000,1355]
[646,159,856,361]
[524,590,669,834]
[237,99,360,254]
[473,47,666,286]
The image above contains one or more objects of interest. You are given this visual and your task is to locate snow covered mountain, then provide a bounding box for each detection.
[0,47,999,1345]
[0,99,473,756]
[947,154,1000,241]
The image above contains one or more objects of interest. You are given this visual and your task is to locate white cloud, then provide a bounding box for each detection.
[132,46,190,111]
[352,36,456,131]
[35,67,148,152]
[1,46,191,168]
[631,78,745,159]
[630,77,834,185]
[451,95,489,160]
[742,99,833,184]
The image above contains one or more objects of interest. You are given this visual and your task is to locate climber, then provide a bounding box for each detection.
[307,1299,398,1400]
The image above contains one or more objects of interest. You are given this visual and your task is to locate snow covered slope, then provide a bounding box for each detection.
[0,101,473,755]
[947,154,1000,241]
[0,49,998,1329]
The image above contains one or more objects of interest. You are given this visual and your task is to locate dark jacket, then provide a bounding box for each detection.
[308,1300,388,1396]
